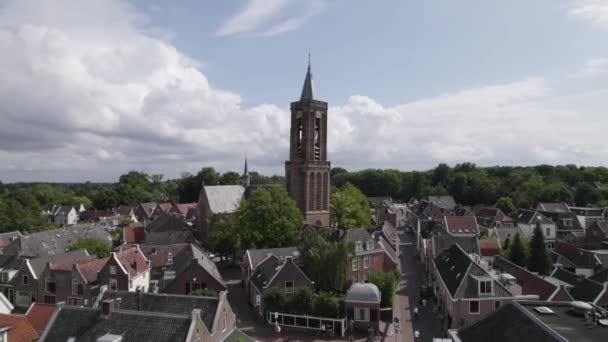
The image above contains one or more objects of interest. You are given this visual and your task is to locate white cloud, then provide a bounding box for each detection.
[569,0,608,28]
[572,57,608,78]
[217,0,327,37]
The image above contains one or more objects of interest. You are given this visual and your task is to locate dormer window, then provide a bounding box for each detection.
[109,266,117,275]
[366,241,373,251]
[479,280,493,295]
[562,219,572,227]
[355,241,363,252]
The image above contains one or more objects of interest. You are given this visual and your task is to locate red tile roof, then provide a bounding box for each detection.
[172,203,197,215]
[0,313,39,342]
[479,239,500,257]
[123,224,145,244]
[116,247,149,277]
[157,203,174,213]
[24,303,56,334]
[76,257,109,283]
[48,255,98,271]
[444,216,479,234]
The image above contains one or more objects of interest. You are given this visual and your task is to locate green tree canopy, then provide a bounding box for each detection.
[68,238,111,257]
[190,288,218,297]
[208,214,240,259]
[367,271,399,307]
[263,287,287,313]
[527,223,551,275]
[507,233,528,267]
[237,187,303,250]
[219,171,242,185]
[330,183,370,229]
[495,197,515,214]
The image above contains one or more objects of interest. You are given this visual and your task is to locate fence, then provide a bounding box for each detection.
[266,311,347,337]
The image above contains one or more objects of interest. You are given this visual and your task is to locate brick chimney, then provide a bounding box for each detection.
[101,299,114,315]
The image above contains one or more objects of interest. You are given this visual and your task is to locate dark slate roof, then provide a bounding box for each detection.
[514,209,553,225]
[145,230,194,245]
[456,302,562,342]
[101,290,219,331]
[145,213,190,233]
[157,244,225,290]
[495,227,527,245]
[569,277,604,302]
[493,256,557,301]
[223,329,257,342]
[419,220,447,239]
[550,252,577,269]
[42,306,191,342]
[589,268,608,283]
[539,211,584,231]
[434,245,472,297]
[245,247,300,271]
[432,235,479,257]
[424,196,456,210]
[342,228,382,254]
[251,255,281,290]
[6,225,112,257]
[0,254,22,269]
[29,249,91,277]
[550,267,577,286]
[300,60,315,100]
[459,263,512,299]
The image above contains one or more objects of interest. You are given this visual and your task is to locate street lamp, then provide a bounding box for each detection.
[273,312,281,340]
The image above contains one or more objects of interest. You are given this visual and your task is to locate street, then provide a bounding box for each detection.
[395,228,443,342]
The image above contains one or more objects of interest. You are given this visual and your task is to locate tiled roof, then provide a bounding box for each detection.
[48,255,97,271]
[25,303,56,334]
[204,185,245,214]
[172,203,197,215]
[245,246,300,271]
[479,239,500,257]
[114,205,133,216]
[539,211,583,231]
[79,210,117,222]
[492,257,557,300]
[123,223,145,244]
[0,313,39,341]
[157,203,174,213]
[145,230,195,245]
[6,225,112,257]
[549,267,577,286]
[139,203,157,217]
[431,235,479,257]
[343,228,382,253]
[251,255,281,290]
[569,277,604,302]
[75,257,109,284]
[424,196,456,210]
[140,244,189,268]
[28,249,90,277]
[589,268,608,283]
[434,245,472,297]
[444,216,479,234]
[537,202,570,213]
[101,291,220,332]
[115,247,149,277]
[458,262,512,299]
[145,213,189,233]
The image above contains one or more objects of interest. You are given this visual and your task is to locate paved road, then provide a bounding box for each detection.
[395,228,443,342]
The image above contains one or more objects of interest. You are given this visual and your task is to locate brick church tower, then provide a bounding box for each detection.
[285,58,330,226]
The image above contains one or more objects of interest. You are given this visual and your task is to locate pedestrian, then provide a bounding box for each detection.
[414,329,420,342]
[422,298,427,307]
[413,306,419,321]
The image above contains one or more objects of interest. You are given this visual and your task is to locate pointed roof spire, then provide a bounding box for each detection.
[243,156,250,187]
[244,156,248,176]
[300,53,315,101]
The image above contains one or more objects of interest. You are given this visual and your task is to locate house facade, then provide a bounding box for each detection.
[343,228,396,283]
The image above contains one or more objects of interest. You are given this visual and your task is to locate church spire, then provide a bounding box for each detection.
[243,156,250,186]
[300,53,315,101]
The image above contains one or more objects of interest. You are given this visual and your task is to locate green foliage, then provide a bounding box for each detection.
[330,183,371,229]
[190,288,219,297]
[287,287,315,314]
[313,291,340,317]
[495,197,515,214]
[219,171,242,185]
[527,223,551,275]
[109,228,122,241]
[209,214,240,257]
[367,271,399,307]
[120,217,135,226]
[68,238,111,257]
[299,226,350,292]
[574,183,602,206]
[263,287,287,313]
[507,233,528,267]
[237,187,302,250]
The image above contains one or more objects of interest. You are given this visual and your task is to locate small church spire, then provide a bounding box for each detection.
[243,156,250,187]
[300,53,315,101]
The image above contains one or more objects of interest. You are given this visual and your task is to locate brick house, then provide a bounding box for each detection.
[444,216,480,236]
[242,247,300,284]
[475,207,514,228]
[97,246,150,292]
[433,245,515,330]
[341,228,397,284]
[345,283,382,330]
[140,243,226,294]
[248,255,313,317]
[134,202,157,226]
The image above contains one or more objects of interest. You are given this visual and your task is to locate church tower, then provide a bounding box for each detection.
[285,58,330,226]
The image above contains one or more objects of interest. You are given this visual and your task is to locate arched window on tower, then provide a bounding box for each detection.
[314,112,321,160]
[316,173,322,211]
[309,173,315,211]
[297,117,304,157]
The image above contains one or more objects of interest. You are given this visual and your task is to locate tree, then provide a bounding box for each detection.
[219,171,242,185]
[68,238,111,257]
[574,183,602,206]
[495,197,515,214]
[190,288,218,297]
[330,183,370,229]
[367,271,399,307]
[209,214,240,259]
[237,187,303,250]
[287,287,315,314]
[507,233,527,267]
[313,291,340,317]
[263,287,287,313]
[527,223,551,275]
[432,163,450,185]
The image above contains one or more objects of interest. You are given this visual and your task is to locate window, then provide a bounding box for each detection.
[15,291,30,307]
[45,278,56,293]
[7,289,14,303]
[109,278,117,291]
[68,297,83,306]
[0,272,8,282]
[72,280,83,295]
[364,255,370,269]
[285,281,294,294]
[366,240,373,251]
[495,300,501,309]
[545,228,551,237]
[22,275,29,285]
[355,241,363,252]
[352,258,359,271]
[469,300,480,314]
[562,219,572,227]
[109,266,117,275]
[547,241,555,250]
[43,295,56,304]
[479,280,492,295]
[221,314,227,332]
[354,307,370,321]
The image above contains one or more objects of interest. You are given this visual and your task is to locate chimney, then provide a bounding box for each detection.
[101,299,114,315]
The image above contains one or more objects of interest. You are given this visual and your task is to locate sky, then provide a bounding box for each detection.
[1,0,608,182]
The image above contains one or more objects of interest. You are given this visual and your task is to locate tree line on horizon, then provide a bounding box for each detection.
[1,163,607,232]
